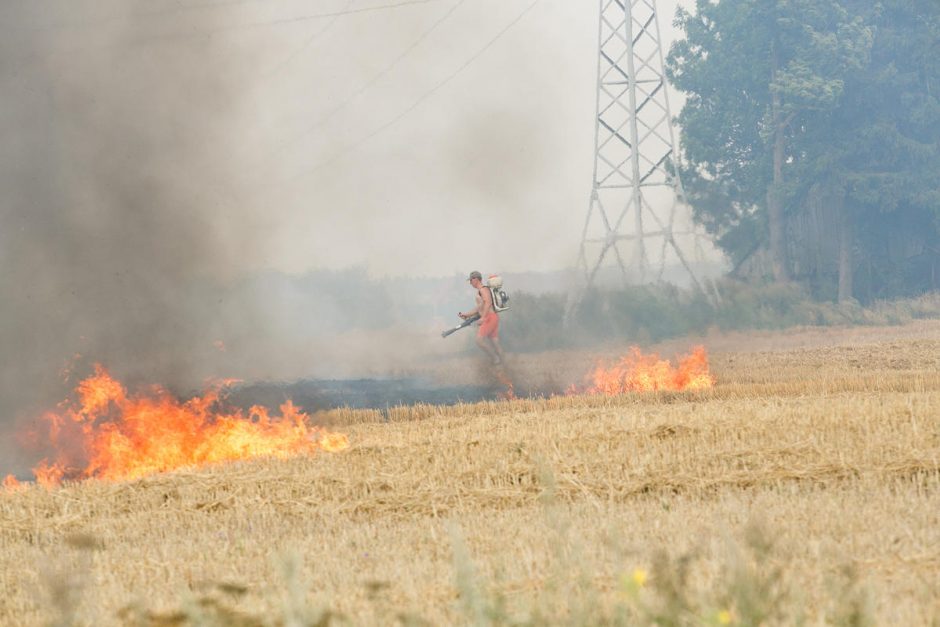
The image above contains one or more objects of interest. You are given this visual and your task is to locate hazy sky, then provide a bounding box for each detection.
[1,0,692,279]
[235,0,692,277]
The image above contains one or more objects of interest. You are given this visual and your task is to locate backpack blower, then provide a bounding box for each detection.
[441,274,510,338]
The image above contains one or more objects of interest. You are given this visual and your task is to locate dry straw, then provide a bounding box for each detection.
[2,324,940,625]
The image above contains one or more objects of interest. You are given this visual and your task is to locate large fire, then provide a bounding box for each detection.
[5,365,348,489]
[575,346,714,394]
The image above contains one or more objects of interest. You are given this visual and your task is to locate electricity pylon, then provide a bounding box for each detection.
[571,0,704,310]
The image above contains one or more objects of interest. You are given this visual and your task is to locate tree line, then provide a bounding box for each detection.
[667,0,940,302]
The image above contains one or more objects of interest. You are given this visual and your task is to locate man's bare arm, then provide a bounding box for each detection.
[459,301,481,319]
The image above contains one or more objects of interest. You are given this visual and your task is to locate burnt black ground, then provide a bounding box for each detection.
[223,378,506,415]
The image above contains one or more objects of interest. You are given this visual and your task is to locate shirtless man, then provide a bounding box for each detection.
[459,270,506,365]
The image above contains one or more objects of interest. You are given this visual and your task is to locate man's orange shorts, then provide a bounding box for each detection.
[478,312,499,339]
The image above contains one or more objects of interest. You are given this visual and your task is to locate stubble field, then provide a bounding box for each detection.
[2,321,940,625]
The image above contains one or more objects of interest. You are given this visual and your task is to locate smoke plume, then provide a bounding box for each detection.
[0,2,260,471]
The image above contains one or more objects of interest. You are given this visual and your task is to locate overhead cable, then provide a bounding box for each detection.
[9,0,444,62]
[257,0,469,165]
[275,0,542,185]
[259,0,356,81]
[11,0,281,32]
[256,0,441,28]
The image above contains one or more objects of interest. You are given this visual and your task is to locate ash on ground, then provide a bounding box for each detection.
[224,378,508,414]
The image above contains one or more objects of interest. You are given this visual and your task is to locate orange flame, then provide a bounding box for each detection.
[576,346,714,395]
[494,368,515,401]
[34,461,67,488]
[3,475,23,492]
[16,364,348,488]
[318,432,351,452]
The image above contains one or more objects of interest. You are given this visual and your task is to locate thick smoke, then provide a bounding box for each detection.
[0,3,259,471]
[0,2,483,475]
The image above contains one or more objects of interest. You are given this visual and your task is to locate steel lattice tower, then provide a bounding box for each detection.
[574,0,703,294]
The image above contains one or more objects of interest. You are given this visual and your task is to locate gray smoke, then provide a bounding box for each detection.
[0,2,260,471]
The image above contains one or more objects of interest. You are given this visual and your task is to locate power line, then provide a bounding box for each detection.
[11,0,284,32]
[10,0,430,33]
[258,0,355,81]
[271,0,541,187]
[256,0,469,166]
[255,0,441,28]
[9,0,444,63]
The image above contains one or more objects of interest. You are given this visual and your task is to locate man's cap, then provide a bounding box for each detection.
[467,270,483,281]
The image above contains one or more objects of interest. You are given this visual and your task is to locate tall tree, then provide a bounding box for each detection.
[803,0,940,300]
[667,0,872,282]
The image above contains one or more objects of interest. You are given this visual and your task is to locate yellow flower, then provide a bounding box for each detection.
[717,609,732,625]
[631,568,648,587]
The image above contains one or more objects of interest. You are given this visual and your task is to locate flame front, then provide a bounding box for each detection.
[2,475,22,492]
[14,365,348,487]
[578,346,714,394]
